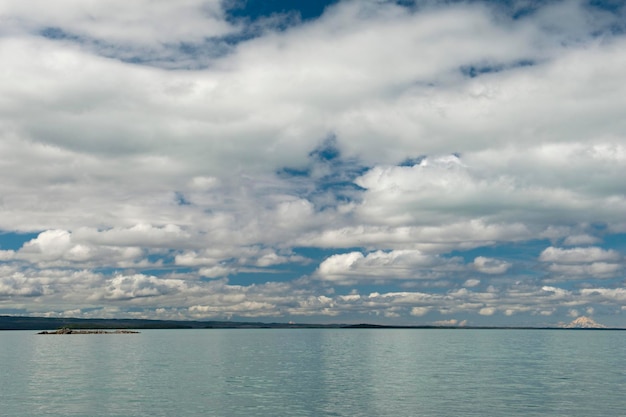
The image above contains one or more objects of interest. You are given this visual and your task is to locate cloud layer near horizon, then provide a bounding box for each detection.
[1,0,625,326]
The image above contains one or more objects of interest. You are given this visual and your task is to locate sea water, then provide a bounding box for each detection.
[1,329,625,417]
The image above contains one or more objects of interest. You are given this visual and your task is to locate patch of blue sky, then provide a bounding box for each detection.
[90,266,125,276]
[223,0,340,24]
[505,0,626,35]
[447,240,551,281]
[378,0,544,19]
[174,192,192,206]
[460,59,535,78]
[119,42,235,69]
[404,0,625,21]
[225,247,361,285]
[315,143,364,170]
[448,239,553,264]
[399,155,427,167]
[0,232,39,251]
[90,250,184,275]
[40,27,76,41]
[292,246,362,263]
[341,283,407,295]
[279,167,309,178]
[587,0,626,13]
[39,26,233,70]
[602,233,626,251]
[0,308,32,315]
[278,137,368,209]
[226,270,297,286]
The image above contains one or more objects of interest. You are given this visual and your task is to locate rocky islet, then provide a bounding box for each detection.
[38,328,139,335]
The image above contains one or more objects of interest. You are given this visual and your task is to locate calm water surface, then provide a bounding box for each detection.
[1,329,625,417]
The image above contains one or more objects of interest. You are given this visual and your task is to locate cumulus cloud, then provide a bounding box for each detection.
[547,262,622,280]
[13,230,145,268]
[99,274,187,301]
[315,250,464,284]
[410,307,430,317]
[464,279,481,288]
[174,246,309,278]
[563,234,600,246]
[0,269,44,297]
[539,246,621,264]
[73,224,190,248]
[580,288,626,303]
[0,250,16,261]
[479,307,496,316]
[473,257,511,274]
[0,0,235,66]
[352,151,626,233]
[539,246,623,279]
[0,0,625,325]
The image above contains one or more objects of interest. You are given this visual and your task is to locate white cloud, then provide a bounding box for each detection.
[0,250,16,261]
[0,0,235,66]
[0,0,625,324]
[20,230,72,260]
[198,266,236,279]
[464,279,481,288]
[73,224,189,248]
[580,288,626,303]
[432,319,458,326]
[316,249,463,284]
[0,269,44,297]
[13,230,145,268]
[479,307,496,316]
[99,274,187,301]
[297,221,533,254]
[410,307,430,317]
[351,149,626,235]
[540,246,621,263]
[173,246,309,278]
[563,234,600,246]
[473,256,511,274]
[547,262,622,280]
[0,262,620,324]
[189,301,277,318]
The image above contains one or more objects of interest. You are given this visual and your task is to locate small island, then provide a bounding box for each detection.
[38,328,139,335]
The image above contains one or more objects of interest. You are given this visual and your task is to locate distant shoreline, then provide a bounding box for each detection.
[1,315,624,331]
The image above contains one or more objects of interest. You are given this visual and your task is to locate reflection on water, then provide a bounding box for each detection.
[1,329,625,417]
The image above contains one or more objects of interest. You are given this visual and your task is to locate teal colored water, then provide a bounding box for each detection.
[1,329,625,417]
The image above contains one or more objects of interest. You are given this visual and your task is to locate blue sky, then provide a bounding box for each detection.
[1,0,625,327]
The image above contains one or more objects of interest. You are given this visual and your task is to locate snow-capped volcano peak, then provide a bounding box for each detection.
[562,316,607,329]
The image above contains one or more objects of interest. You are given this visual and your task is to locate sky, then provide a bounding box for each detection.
[1,0,625,327]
